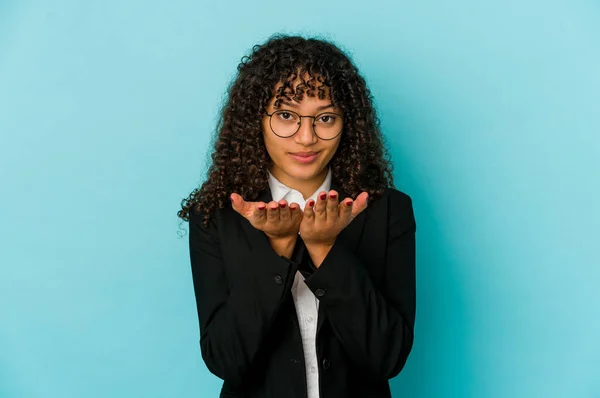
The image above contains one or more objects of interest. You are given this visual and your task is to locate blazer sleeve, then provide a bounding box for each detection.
[188,208,296,387]
[304,190,417,381]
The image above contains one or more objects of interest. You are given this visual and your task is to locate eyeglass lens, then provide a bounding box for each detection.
[270,110,343,139]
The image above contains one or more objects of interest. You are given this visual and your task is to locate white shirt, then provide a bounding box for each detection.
[267,168,332,398]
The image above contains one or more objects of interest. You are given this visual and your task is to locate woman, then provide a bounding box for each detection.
[178,34,417,398]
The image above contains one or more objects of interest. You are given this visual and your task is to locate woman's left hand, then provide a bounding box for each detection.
[299,190,369,247]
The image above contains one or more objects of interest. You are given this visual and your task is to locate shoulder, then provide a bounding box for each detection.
[367,187,416,228]
[189,202,239,238]
[382,187,413,205]
[188,205,222,241]
[370,187,414,212]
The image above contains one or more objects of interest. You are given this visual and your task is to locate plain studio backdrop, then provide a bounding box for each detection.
[0,1,599,397]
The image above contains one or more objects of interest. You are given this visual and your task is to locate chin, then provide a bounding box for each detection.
[285,169,315,180]
[284,165,322,180]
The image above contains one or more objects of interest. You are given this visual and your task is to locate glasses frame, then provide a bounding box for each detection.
[264,109,344,141]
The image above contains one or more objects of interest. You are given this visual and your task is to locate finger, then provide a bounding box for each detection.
[314,191,328,217]
[303,199,315,220]
[339,197,353,220]
[266,201,280,223]
[289,202,303,223]
[278,200,291,222]
[326,190,339,220]
[252,202,267,224]
[351,192,370,218]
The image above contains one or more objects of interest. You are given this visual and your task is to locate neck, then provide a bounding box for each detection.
[270,166,329,200]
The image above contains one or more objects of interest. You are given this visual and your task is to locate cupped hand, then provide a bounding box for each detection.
[299,190,369,246]
[230,193,303,240]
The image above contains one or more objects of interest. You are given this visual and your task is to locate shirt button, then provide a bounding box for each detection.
[274,275,283,285]
[322,358,330,370]
[306,316,314,323]
[314,288,326,297]
[310,365,317,373]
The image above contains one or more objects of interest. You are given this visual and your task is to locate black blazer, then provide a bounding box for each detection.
[188,180,417,398]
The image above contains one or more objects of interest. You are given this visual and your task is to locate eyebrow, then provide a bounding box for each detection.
[280,100,335,111]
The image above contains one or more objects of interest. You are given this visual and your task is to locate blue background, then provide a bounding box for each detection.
[1,1,599,397]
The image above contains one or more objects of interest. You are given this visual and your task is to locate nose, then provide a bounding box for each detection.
[294,117,319,145]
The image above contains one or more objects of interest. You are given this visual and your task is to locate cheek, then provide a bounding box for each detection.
[324,139,342,158]
[261,128,284,159]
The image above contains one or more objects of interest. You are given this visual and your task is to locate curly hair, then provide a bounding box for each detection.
[178,33,395,228]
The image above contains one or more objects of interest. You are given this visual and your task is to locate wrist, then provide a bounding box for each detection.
[304,241,335,268]
[267,234,297,258]
[304,240,335,251]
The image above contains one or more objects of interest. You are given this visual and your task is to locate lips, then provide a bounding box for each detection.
[289,151,320,164]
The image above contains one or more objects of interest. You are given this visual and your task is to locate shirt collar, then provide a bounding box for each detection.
[267,167,332,203]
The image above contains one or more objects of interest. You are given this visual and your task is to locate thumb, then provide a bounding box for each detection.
[230,193,244,212]
[230,192,254,218]
[351,192,369,218]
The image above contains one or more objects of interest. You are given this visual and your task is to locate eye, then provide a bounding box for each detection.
[318,114,337,124]
[274,111,300,124]
[275,110,298,120]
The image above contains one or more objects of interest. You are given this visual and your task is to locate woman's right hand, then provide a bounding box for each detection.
[230,193,303,240]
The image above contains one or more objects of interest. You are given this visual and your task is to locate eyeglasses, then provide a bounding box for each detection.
[264,109,343,140]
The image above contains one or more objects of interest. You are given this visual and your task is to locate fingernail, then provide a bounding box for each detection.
[279,203,286,208]
[309,200,315,207]
[319,193,327,200]
[329,193,337,199]
[346,201,353,206]
[258,205,266,210]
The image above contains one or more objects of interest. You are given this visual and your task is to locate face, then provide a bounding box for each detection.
[261,82,343,195]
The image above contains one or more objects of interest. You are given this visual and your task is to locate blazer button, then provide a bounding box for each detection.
[322,358,330,370]
[274,275,283,285]
[314,288,326,297]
